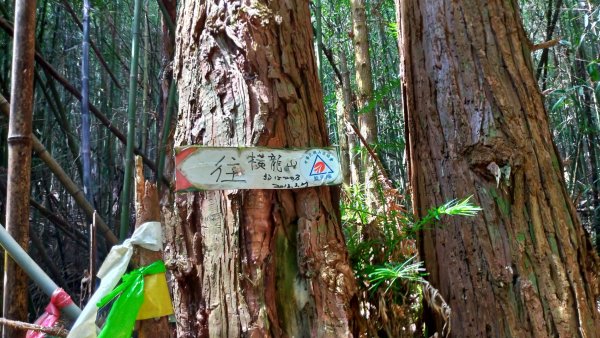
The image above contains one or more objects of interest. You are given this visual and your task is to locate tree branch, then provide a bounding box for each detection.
[531,38,561,51]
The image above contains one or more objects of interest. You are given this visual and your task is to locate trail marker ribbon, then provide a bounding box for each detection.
[67,221,163,338]
[96,260,167,338]
[26,288,73,338]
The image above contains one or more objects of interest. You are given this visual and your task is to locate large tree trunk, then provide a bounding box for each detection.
[398,0,600,336]
[164,1,357,337]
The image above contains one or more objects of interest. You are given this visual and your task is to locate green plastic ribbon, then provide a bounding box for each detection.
[96,260,166,338]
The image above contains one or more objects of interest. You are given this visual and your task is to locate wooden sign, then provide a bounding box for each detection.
[175,146,342,191]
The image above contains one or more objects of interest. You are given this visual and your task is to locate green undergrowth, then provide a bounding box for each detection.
[340,184,481,336]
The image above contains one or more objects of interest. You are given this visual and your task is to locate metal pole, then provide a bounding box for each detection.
[0,224,82,321]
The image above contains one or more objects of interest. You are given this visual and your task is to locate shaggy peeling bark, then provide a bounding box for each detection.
[165,1,357,337]
[398,0,600,336]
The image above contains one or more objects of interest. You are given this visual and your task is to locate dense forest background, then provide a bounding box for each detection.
[0,0,599,337]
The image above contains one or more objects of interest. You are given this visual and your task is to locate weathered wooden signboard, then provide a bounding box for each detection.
[175,146,342,191]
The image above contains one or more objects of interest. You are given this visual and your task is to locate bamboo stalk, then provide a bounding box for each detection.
[29,230,69,292]
[120,0,144,240]
[0,181,75,290]
[0,173,87,247]
[81,0,94,204]
[0,17,169,186]
[1,94,118,246]
[32,130,119,245]
[156,0,175,40]
[58,0,123,89]
[34,70,82,178]
[140,2,150,154]
[0,224,82,321]
[3,0,37,334]
[29,198,88,247]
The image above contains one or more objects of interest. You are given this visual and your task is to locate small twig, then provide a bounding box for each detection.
[0,317,68,337]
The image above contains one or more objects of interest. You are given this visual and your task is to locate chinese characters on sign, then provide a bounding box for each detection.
[175,147,342,191]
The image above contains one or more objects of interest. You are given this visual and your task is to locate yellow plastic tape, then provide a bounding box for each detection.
[137,272,174,320]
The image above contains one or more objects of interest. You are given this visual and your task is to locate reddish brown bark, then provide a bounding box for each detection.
[164,1,357,337]
[398,0,600,336]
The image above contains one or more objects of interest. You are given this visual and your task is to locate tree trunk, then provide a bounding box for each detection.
[3,0,36,337]
[350,0,379,211]
[336,50,352,186]
[398,0,600,336]
[164,1,357,337]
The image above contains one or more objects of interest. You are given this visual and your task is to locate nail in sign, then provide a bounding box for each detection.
[175,146,343,191]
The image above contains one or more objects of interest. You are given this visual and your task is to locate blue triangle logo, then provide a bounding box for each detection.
[309,154,335,176]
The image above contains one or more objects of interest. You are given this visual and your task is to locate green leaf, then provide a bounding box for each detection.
[366,256,426,294]
[551,96,567,112]
[437,196,483,217]
[587,62,600,82]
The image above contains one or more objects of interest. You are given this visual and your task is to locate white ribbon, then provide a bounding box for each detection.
[67,221,163,338]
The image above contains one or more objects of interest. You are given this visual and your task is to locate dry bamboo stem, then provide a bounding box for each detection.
[58,0,123,89]
[4,0,37,334]
[1,94,118,246]
[0,17,168,186]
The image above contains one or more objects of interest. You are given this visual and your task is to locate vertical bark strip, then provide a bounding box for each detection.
[3,0,36,337]
[167,1,357,337]
[398,0,600,336]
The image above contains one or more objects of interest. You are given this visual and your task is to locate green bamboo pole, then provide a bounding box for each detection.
[59,0,123,89]
[0,17,168,184]
[38,69,82,176]
[120,0,143,240]
[155,0,175,40]
[140,1,150,154]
